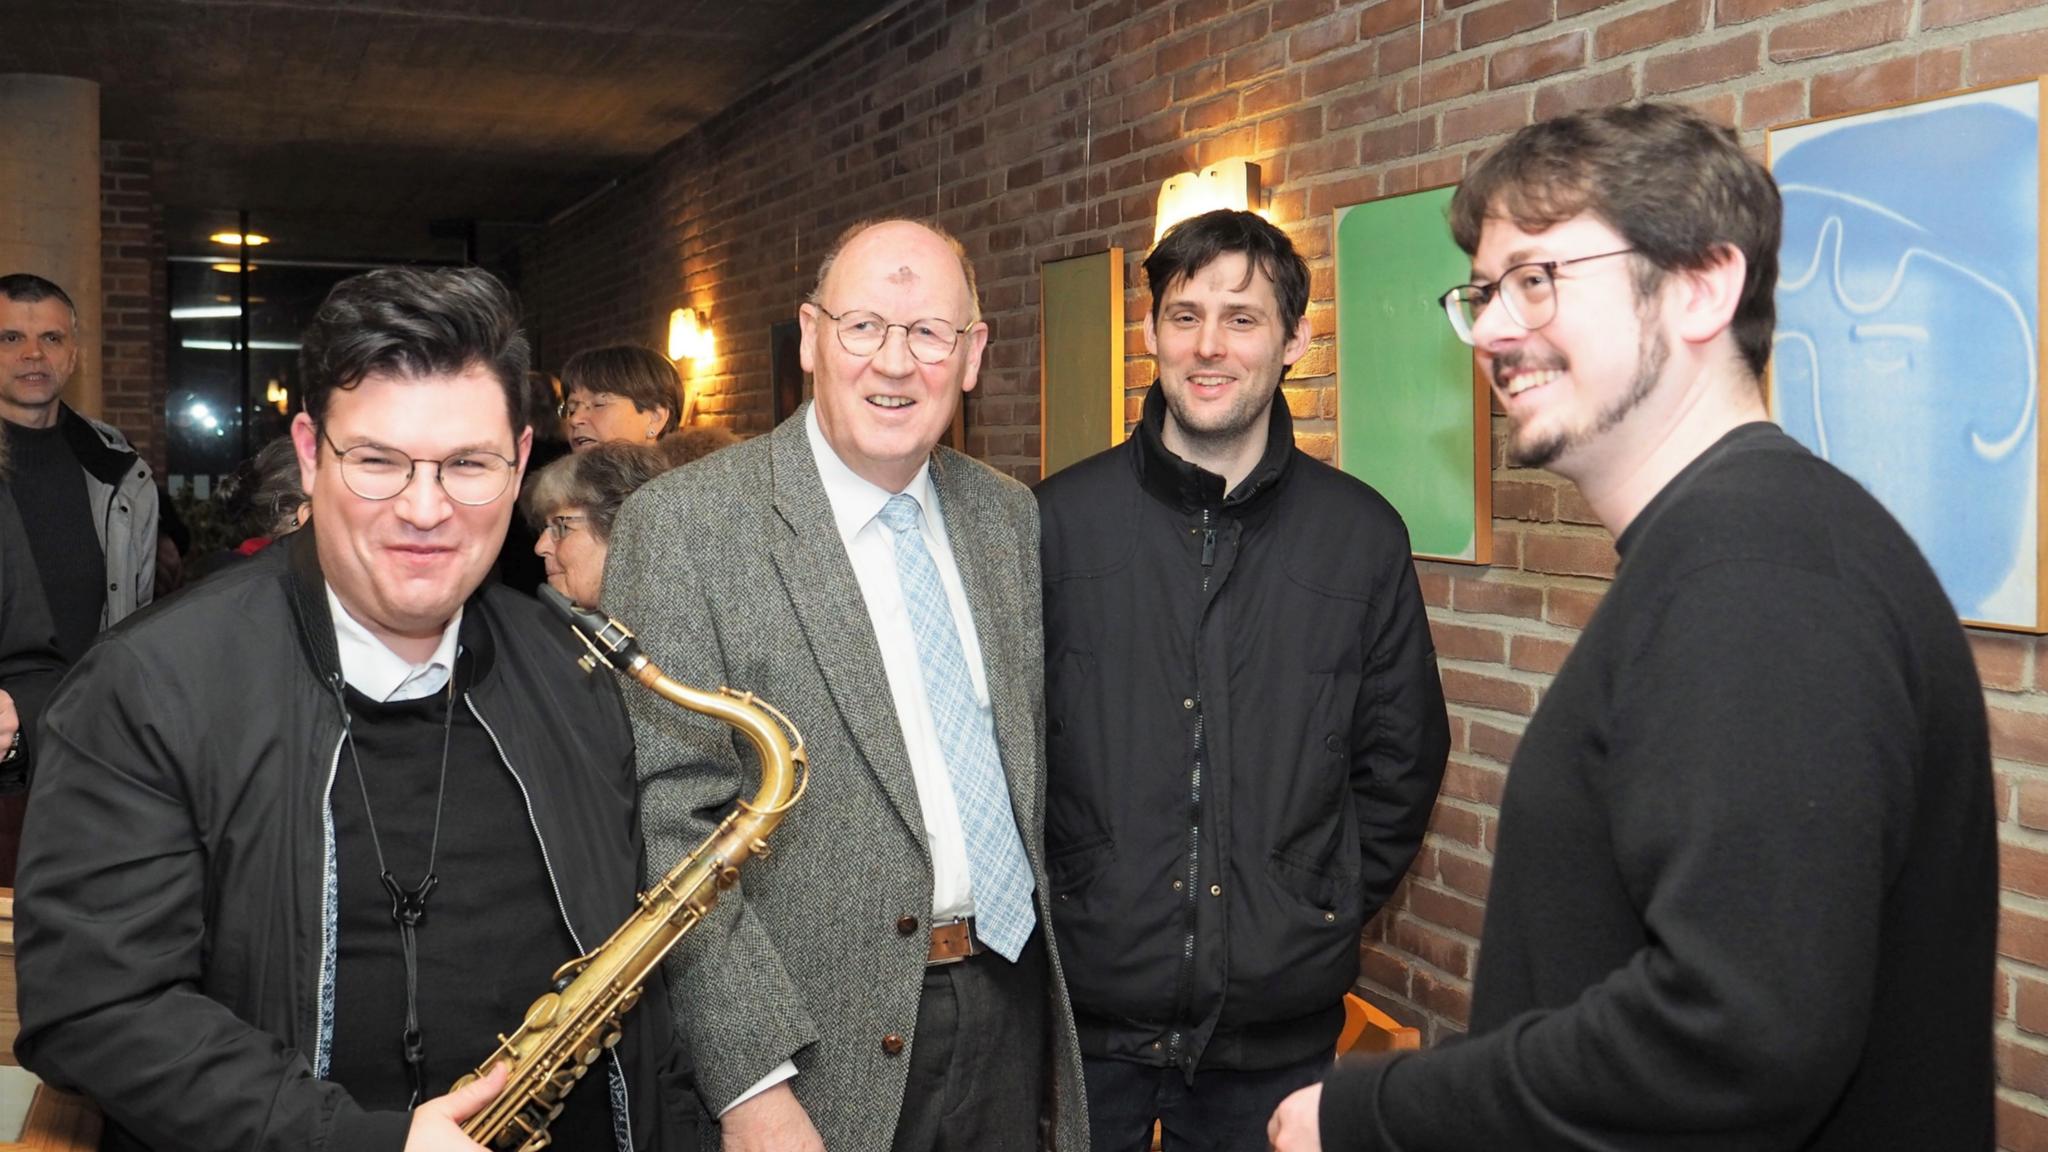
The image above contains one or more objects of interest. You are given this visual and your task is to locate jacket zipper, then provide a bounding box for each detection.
[466,693,635,1152]
[1169,509,1218,1067]
[313,719,348,1079]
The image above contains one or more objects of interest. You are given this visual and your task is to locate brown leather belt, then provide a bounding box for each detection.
[926,916,982,965]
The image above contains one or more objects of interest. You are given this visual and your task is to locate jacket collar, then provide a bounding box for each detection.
[56,404,142,487]
[282,524,496,696]
[1133,382,1295,514]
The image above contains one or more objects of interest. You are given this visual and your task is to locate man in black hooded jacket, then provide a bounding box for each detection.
[1038,209,1450,1152]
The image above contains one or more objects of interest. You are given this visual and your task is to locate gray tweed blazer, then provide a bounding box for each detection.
[603,405,1089,1152]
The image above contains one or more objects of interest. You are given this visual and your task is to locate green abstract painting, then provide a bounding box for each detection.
[1335,186,1491,564]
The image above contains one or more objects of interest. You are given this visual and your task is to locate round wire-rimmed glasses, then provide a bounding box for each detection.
[1438,248,1637,345]
[322,432,517,506]
[809,303,970,365]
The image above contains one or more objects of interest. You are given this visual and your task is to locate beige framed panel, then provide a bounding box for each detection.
[1766,77,2045,632]
[1040,248,1125,480]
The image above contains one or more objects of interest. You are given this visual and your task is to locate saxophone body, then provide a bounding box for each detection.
[456,588,807,1151]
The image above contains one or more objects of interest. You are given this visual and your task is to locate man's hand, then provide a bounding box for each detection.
[721,1083,825,1152]
[1268,1082,1323,1152]
[404,1062,507,1152]
[0,689,18,760]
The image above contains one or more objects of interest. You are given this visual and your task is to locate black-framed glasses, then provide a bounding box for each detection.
[810,303,971,365]
[321,432,517,506]
[543,513,588,542]
[1438,248,1637,345]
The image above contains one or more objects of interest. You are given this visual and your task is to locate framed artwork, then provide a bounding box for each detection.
[1039,248,1125,479]
[1768,78,2044,632]
[768,318,805,426]
[1334,186,1492,564]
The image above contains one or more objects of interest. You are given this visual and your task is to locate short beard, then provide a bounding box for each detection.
[1507,320,1670,470]
[1162,377,1279,456]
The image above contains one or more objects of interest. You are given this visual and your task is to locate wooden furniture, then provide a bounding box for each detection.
[0,891,101,1151]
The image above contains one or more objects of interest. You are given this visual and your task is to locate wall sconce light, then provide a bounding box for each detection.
[1154,159,1263,242]
[265,380,289,414]
[209,231,271,247]
[668,307,715,362]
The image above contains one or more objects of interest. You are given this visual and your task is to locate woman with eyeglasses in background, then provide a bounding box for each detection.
[524,441,672,609]
[559,345,682,451]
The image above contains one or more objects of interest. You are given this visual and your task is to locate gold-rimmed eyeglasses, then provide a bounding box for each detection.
[810,303,970,365]
[543,514,588,542]
[321,432,517,506]
[1438,248,1638,345]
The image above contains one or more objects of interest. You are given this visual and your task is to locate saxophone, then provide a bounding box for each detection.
[454,586,808,1151]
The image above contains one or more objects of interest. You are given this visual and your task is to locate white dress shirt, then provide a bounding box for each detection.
[327,586,462,702]
[724,408,1003,1118]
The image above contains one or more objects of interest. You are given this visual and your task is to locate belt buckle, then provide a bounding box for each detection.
[926,916,979,966]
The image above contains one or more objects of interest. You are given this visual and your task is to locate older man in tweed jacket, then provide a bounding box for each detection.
[604,218,1088,1152]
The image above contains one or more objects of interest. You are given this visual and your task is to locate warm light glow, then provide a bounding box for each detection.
[170,305,243,320]
[210,262,260,274]
[265,380,289,413]
[1154,160,1263,243]
[668,307,714,361]
[209,232,271,247]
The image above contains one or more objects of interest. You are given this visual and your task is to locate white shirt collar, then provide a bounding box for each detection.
[805,402,940,545]
[327,585,463,703]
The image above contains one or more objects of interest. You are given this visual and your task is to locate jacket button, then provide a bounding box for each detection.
[1171,878,1183,891]
[1325,733,1342,753]
[1209,884,1222,897]
[896,914,919,936]
[882,1034,906,1056]
[1182,698,1194,710]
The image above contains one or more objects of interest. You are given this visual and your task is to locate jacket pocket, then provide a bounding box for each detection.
[1046,832,1116,897]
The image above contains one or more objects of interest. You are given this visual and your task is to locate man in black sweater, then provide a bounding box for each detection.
[1270,104,1995,1151]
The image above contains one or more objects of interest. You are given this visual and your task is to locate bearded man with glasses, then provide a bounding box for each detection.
[1270,103,1994,1152]
[13,267,691,1152]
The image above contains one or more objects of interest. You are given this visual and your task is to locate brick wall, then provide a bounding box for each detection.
[519,0,2048,1143]
[98,138,165,474]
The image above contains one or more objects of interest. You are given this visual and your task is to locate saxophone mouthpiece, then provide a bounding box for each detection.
[538,585,643,673]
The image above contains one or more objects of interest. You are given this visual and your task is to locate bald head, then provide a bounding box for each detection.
[812,218,981,324]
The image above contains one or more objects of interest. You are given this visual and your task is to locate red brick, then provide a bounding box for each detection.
[2020,779,2048,832]
[1173,0,1230,30]
[1287,134,1361,180]
[1441,758,1508,807]
[1468,719,1523,763]
[1489,30,1588,88]
[1428,802,1487,849]
[1328,80,1407,130]
[1441,668,1538,714]
[1256,107,1326,151]
[1182,92,1240,132]
[1924,0,2039,29]
[1441,92,1529,147]
[1767,0,1909,64]
[2005,841,2048,898]
[1545,583,1607,628]
[1243,73,1306,117]
[1418,564,1453,608]
[1420,57,1489,104]
[1740,78,1806,131]
[1643,33,1759,96]
[1595,0,1705,59]
[1289,10,1360,60]
[2020,975,2048,1035]
[1359,0,1423,37]
[1808,51,1954,117]
[1715,0,1826,24]
[1208,7,1269,53]
[1492,480,1557,521]
[1997,1097,2048,1152]
[1462,0,1554,49]
[1559,0,1625,15]
[1303,42,1377,97]
[1361,116,1438,164]
[1413,966,1474,1025]
[1433,620,1509,663]
[1377,19,1459,73]
[1972,27,2048,88]
[1509,634,1575,675]
[1224,37,1289,84]
[1272,0,1337,31]
[1436,847,1495,899]
[1391,913,1473,978]
[1454,575,1546,619]
[2003,906,2048,968]
[1359,942,1414,995]
[2003,1036,2048,1099]
[1994,706,2048,767]
[1491,525,1523,569]
[1523,531,1619,579]
[1408,880,1487,938]
[1533,65,1638,121]
[1972,632,2033,692]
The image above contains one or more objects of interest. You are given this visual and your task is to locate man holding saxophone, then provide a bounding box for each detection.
[606,218,1088,1151]
[14,267,689,1152]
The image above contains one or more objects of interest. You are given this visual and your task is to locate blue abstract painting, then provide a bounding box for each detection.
[1770,80,2043,631]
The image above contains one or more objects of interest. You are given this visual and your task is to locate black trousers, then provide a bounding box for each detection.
[1083,1049,1328,1152]
[889,930,1050,1152]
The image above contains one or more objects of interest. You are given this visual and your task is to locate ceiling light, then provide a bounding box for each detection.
[170,305,242,320]
[210,262,261,274]
[210,232,271,247]
[181,339,301,351]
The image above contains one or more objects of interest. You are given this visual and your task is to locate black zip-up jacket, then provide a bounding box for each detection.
[1038,385,1450,1075]
[15,526,693,1152]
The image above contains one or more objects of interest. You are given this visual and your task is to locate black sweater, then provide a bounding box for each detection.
[1322,423,1995,1150]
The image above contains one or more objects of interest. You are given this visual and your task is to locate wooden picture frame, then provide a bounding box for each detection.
[1039,248,1125,480]
[1767,77,2045,632]
[1333,186,1492,564]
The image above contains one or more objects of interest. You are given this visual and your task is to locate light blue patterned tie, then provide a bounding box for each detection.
[876,492,1036,960]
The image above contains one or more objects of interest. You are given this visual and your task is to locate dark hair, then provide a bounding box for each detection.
[811,217,982,323]
[1144,209,1310,332]
[654,424,740,469]
[298,266,531,436]
[522,440,671,541]
[0,273,78,325]
[219,436,308,539]
[1450,103,1781,380]
[560,345,682,435]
